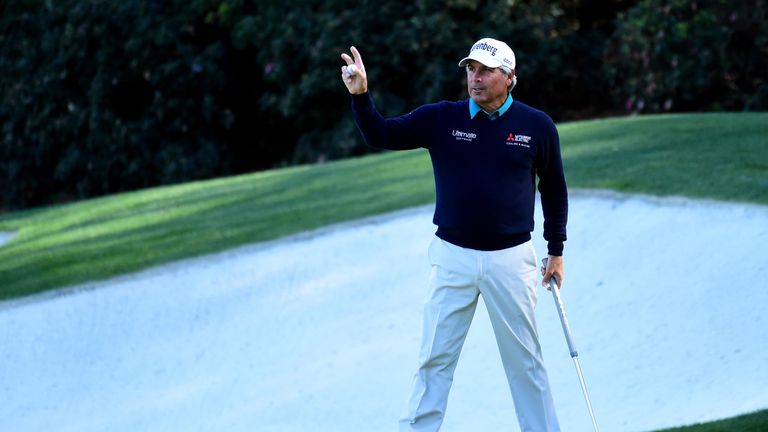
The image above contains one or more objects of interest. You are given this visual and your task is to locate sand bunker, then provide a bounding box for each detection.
[1,192,766,431]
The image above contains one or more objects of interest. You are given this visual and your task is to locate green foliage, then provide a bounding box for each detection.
[1,0,765,211]
[605,0,768,113]
[0,0,294,210]
[0,1,238,209]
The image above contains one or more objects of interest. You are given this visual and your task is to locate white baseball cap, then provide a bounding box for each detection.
[458,38,516,70]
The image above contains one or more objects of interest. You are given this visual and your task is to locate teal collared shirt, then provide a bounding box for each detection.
[469,94,513,120]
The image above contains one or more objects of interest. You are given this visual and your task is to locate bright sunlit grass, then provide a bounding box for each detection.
[560,112,767,203]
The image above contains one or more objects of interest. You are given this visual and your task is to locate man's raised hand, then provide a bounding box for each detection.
[340,46,368,95]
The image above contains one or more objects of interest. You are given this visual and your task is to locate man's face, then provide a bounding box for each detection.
[465,60,512,111]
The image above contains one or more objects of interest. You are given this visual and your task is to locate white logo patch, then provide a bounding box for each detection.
[453,130,477,142]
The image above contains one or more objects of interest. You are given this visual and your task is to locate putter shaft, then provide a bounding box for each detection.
[542,258,600,432]
[573,357,599,432]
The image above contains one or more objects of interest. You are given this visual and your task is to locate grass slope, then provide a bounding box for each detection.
[1,112,765,301]
[0,151,433,300]
[654,409,768,432]
[559,112,767,203]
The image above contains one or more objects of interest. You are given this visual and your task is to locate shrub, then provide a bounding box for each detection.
[604,0,768,113]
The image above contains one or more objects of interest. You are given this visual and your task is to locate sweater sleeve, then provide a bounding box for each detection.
[351,92,430,150]
[536,117,568,256]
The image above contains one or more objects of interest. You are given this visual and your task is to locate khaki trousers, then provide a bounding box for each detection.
[399,237,560,432]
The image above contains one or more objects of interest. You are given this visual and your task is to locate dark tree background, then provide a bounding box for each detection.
[1,0,765,210]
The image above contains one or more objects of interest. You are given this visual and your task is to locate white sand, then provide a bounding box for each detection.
[0,191,766,431]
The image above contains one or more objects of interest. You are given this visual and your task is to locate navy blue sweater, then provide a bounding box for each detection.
[351,92,568,255]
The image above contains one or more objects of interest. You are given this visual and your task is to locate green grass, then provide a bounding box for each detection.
[0,112,766,301]
[653,409,768,431]
[0,151,434,300]
[0,112,766,429]
[559,112,768,203]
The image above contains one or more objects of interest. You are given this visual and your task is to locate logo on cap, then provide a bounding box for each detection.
[458,38,516,70]
[471,41,498,57]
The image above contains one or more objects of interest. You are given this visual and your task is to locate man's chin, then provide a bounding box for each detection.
[469,92,485,101]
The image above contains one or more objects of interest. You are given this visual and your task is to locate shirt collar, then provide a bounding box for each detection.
[469,94,513,120]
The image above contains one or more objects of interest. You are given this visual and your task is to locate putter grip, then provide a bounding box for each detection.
[542,258,579,358]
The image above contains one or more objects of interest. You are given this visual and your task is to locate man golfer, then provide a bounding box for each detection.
[340,38,567,431]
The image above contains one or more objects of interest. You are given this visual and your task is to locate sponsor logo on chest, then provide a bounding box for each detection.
[506,132,532,148]
[452,129,477,142]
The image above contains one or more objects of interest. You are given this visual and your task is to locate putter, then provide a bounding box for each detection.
[542,258,600,432]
